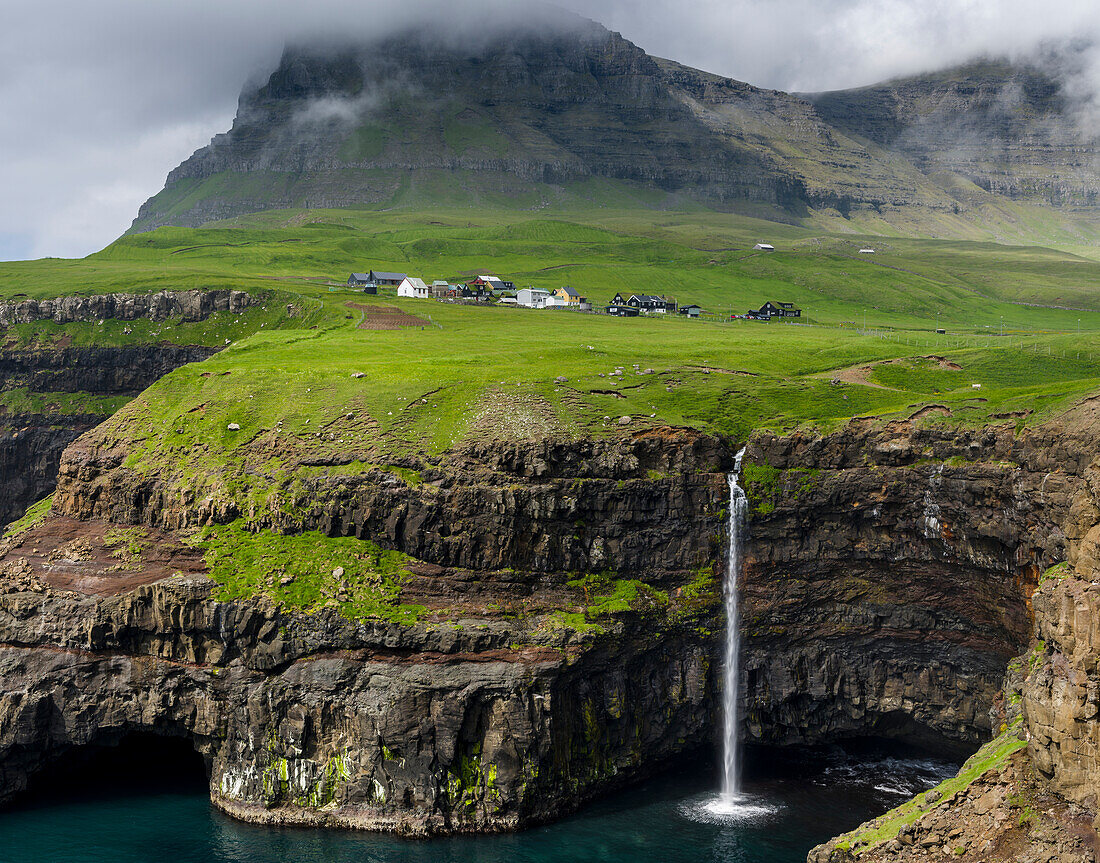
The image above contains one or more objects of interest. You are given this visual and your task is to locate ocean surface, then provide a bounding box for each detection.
[0,740,957,863]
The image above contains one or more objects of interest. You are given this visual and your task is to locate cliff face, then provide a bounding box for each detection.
[0,345,217,529]
[0,289,254,327]
[0,290,252,529]
[0,571,717,833]
[807,437,1100,863]
[1,431,730,833]
[741,420,1090,751]
[807,59,1100,210]
[3,413,1095,834]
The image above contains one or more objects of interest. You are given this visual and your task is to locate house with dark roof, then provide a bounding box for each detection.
[369,270,407,287]
[757,301,801,318]
[611,292,676,313]
[678,304,703,317]
[607,304,640,317]
[348,273,377,294]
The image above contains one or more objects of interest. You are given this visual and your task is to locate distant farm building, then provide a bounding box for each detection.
[753,301,801,318]
[431,280,459,299]
[607,304,640,317]
[348,273,377,294]
[611,292,676,313]
[517,288,552,308]
[369,270,407,286]
[397,276,431,299]
[678,304,703,318]
[859,248,876,254]
[754,243,775,251]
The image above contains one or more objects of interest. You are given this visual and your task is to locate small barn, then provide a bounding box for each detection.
[754,243,775,251]
[858,248,876,254]
[757,301,801,318]
[678,304,703,318]
[607,305,640,317]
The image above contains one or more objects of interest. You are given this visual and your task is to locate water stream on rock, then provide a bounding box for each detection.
[702,446,765,820]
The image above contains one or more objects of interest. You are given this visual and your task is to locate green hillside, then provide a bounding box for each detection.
[7,208,1100,450]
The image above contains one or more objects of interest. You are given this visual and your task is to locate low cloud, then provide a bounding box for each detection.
[1,0,1098,260]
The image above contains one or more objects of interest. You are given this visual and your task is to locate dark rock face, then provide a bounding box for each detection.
[0,345,217,529]
[0,290,250,529]
[0,289,254,327]
[807,59,1100,211]
[5,417,1099,833]
[740,420,1094,751]
[0,576,717,833]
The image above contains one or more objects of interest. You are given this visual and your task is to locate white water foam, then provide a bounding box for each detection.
[719,447,749,804]
[679,792,778,825]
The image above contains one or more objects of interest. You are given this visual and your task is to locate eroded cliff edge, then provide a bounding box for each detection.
[809,422,1100,863]
[0,289,258,529]
[1,412,1096,834]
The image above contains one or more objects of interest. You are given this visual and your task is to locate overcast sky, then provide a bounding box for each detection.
[2,0,1098,261]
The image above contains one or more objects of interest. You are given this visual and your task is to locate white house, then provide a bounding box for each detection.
[397,277,430,299]
[754,243,775,251]
[517,288,552,308]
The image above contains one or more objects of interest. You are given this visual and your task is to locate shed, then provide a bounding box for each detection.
[754,243,775,251]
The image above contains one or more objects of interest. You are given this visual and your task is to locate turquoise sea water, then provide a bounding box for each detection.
[0,742,956,863]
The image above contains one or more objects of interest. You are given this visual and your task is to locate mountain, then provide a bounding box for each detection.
[806,58,1100,211]
[129,16,1100,237]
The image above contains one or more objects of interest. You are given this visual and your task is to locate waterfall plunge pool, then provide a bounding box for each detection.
[0,740,958,863]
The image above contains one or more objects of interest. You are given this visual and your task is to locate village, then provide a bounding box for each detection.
[346,269,803,322]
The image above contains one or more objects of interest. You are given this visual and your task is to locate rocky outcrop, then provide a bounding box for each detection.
[0,345,218,529]
[739,420,1093,751]
[0,572,718,833]
[0,289,254,327]
[1025,580,1100,809]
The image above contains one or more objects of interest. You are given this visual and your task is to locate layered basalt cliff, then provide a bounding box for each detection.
[0,289,254,327]
[808,432,1100,863]
[0,432,730,833]
[740,420,1092,751]
[0,290,255,530]
[3,414,1094,834]
[0,345,217,529]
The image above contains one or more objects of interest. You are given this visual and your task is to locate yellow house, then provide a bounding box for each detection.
[553,286,585,305]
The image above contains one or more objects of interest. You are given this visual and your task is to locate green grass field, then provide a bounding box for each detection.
[6,206,1100,486]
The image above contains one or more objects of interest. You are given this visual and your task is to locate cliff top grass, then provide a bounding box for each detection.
[8,207,1100,522]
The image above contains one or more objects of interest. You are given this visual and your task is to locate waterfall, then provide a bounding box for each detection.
[720,446,748,805]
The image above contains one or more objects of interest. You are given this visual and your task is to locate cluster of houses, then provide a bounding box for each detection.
[347,270,800,323]
[347,271,514,301]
